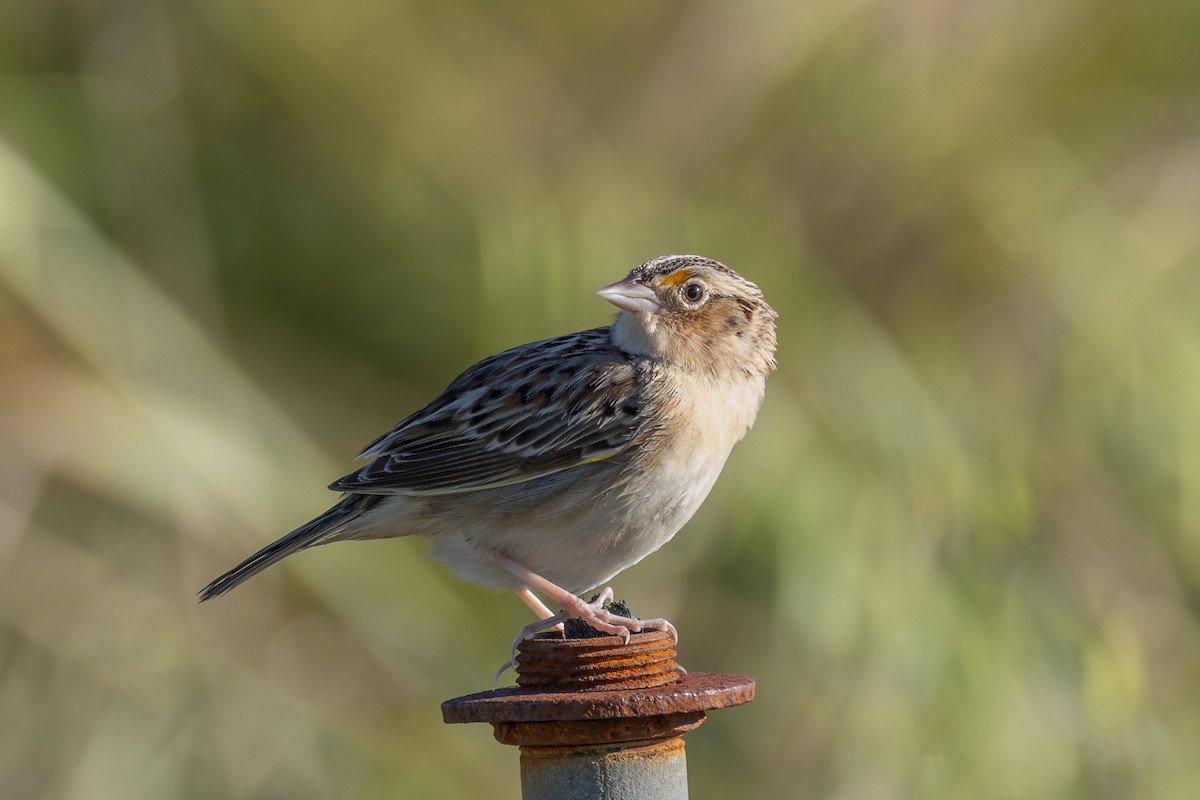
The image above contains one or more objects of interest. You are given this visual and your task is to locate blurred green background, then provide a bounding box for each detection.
[3,1,1199,798]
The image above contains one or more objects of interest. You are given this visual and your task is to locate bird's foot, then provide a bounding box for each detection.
[627,615,678,643]
[559,586,640,641]
[561,592,680,643]
[493,588,680,685]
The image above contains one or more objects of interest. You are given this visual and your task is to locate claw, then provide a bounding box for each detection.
[495,614,566,687]
[633,617,678,643]
[511,613,567,659]
[492,659,514,688]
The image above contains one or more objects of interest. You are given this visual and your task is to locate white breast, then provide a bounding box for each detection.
[615,368,767,557]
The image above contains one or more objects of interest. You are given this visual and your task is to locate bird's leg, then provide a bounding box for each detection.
[514,586,560,622]
[513,586,566,642]
[494,554,679,643]
[493,587,567,686]
[491,556,680,685]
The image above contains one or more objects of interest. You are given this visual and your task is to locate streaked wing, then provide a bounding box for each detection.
[329,328,646,495]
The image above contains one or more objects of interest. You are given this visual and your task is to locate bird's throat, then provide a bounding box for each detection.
[610,311,663,358]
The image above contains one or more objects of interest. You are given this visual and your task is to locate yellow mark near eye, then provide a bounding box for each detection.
[659,269,692,288]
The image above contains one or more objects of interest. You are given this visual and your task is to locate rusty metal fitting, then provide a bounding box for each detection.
[443,631,755,799]
[514,629,681,692]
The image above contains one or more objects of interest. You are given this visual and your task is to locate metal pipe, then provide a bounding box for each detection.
[442,631,755,799]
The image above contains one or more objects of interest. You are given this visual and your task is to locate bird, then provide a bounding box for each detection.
[199,254,777,649]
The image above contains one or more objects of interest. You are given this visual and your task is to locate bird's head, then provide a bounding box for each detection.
[600,255,777,377]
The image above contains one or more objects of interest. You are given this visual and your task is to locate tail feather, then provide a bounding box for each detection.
[198,496,376,601]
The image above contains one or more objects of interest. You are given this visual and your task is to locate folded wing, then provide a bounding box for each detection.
[329,329,647,495]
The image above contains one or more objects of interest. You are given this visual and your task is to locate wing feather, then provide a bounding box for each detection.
[329,329,647,495]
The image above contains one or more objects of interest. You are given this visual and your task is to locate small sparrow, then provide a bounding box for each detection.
[200,255,777,647]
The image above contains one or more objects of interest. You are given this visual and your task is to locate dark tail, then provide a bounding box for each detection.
[198,495,377,601]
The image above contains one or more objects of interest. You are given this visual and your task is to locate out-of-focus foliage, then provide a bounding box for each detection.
[2,1,1199,797]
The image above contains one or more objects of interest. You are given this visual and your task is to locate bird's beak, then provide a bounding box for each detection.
[597,278,662,314]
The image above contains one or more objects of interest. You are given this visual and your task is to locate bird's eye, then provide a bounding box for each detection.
[683,282,706,304]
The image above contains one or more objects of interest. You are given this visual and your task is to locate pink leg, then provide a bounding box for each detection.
[491,556,678,686]
[495,554,678,643]
[515,586,558,620]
